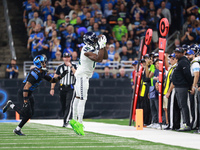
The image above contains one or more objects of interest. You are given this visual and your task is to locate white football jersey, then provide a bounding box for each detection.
[75,44,99,78]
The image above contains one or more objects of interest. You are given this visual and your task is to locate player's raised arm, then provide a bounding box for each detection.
[84,35,107,62]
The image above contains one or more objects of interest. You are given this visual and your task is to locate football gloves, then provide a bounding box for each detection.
[98,35,107,49]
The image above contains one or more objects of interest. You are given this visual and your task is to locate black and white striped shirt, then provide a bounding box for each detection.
[56,62,76,86]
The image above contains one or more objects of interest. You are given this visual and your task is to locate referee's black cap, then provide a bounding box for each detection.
[63,52,71,57]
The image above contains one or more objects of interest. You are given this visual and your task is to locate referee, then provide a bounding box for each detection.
[50,52,76,127]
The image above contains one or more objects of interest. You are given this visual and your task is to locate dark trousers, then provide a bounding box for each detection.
[175,87,190,127]
[168,89,180,129]
[5,72,18,79]
[189,91,198,129]
[197,91,200,129]
[59,86,74,123]
[150,98,158,123]
[138,97,151,125]
[14,88,34,128]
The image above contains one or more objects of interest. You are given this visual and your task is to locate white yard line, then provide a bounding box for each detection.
[30,119,200,149]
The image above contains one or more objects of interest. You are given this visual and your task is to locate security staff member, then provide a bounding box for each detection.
[165,53,180,130]
[50,52,76,127]
[172,47,193,131]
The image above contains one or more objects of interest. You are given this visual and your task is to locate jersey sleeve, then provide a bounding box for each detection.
[192,62,200,73]
[26,71,38,85]
[56,66,61,75]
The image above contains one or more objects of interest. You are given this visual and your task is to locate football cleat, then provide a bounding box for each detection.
[77,122,85,136]
[3,100,13,113]
[62,121,69,127]
[13,129,25,136]
[69,119,80,135]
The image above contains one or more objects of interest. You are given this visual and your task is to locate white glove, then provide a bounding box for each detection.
[98,35,107,49]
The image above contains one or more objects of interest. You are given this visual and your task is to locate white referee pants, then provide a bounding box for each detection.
[74,77,89,100]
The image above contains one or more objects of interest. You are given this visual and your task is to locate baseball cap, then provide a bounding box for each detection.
[169,53,175,58]
[117,18,123,21]
[97,11,102,15]
[153,53,159,58]
[78,43,85,47]
[174,47,184,53]
[144,54,149,58]
[63,52,71,57]
[182,44,190,51]
[109,44,115,48]
[141,59,145,63]
[186,49,195,55]
[153,58,159,64]
[149,52,155,57]
[134,36,139,40]
[132,60,138,65]
[59,23,65,28]
[187,24,192,28]
[192,6,198,10]
[65,15,70,19]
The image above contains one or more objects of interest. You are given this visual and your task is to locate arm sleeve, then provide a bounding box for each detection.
[44,75,52,82]
[181,61,193,85]
[26,71,38,85]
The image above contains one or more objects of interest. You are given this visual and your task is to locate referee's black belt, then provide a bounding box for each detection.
[60,84,72,88]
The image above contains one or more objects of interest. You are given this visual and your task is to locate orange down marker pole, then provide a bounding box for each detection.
[136,109,143,130]
[15,112,20,120]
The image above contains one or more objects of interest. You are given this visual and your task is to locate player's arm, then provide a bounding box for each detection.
[84,48,105,62]
[44,70,68,83]
[84,35,107,62]
[103,47,108,59]
[23,81,32,103]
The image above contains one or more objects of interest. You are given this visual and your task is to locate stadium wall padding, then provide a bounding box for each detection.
[0,79,132,119]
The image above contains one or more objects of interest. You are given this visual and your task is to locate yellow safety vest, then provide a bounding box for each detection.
[163,66,176,95]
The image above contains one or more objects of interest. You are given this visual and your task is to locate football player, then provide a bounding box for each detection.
[3,55,68,136]
[69,32,108,136]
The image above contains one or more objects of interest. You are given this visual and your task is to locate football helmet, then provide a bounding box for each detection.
[33,55,47,70]
[83,32,98,47]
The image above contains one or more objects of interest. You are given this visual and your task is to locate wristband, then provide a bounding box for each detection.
[23,97,29,100]
[51,88,54,90]
[23,89,29,92]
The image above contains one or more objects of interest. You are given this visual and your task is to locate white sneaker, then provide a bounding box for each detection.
[147,124,153,128]
[152,123,160,129]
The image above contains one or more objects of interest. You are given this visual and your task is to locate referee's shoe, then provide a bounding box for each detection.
[3,100,13,113]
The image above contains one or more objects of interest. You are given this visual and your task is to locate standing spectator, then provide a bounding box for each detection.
[65,25,76,48]
[107,44,116,61]
[185,49,199,129]
[49,38,61,60]
[115,41,122,54]
[50,52,77,127]
[131,60,138,89]
[92,23,101,36]
[33,33,49,58]
[69,12,78,25]
[136,19,148,37]
[112,18,128,42]
[82,12,91,28]
[28,21,37,36]
[120,46,132,61]
[79,7,88,21]
[42,0,55,21]
[107,8,119,27]
[126,40,134,59]
[28,12,44,28]
[118,3,126,19]
[172,47,193,131]
[56,12,66,29]
[130,1,145,20]
[5,59,19,79]
[52,50,62,61]
[71,51,79,61]
[65,15,71,27]
[161,1,171,25]
[54,0,71,21]
[99,17,112,41]
[133,36,140,58]
[87,18,95,32]
[104,3,113,18]
[181,24,196,45]
[146,9,159,49]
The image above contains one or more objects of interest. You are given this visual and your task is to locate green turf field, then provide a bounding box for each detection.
[0,121,195,150]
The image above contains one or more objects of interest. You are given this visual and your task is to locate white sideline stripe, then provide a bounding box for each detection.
[30,119,200,149]
[0,142,105,144]
[0,146,128,148]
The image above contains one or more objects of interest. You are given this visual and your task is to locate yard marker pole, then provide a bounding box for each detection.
[15,112,20,120]
[158,18,169,129]
[129,29,152,126]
